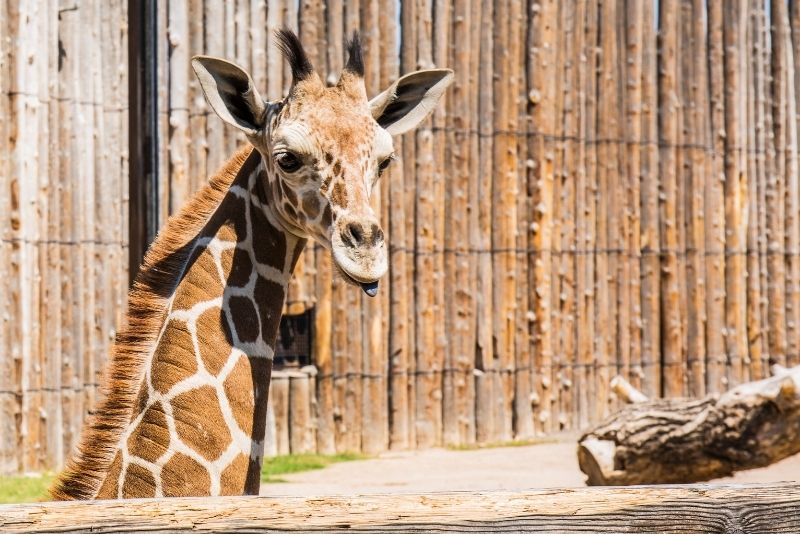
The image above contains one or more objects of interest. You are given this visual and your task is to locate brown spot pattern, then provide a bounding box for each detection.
[220,453,249,495]
[254,277,285,346]
[331,181,348,208]
[173,247,220,310]
[95,452,123,499]
[151,320,197,394]
[196,306,232,376]
[280,180,298,206]
[227,295,259,343]
[172,385,231,461]
[122,464,156,498]
[127,402,170,463]
[250,201,287,269]
[226,247,253,287]
[162,453,211,497]
[222,356,256,435]
[301,192,321,219]
[321,204,332,229]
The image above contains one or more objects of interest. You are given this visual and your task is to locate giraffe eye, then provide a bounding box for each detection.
[378,156,394,176]
[276,152,302,173]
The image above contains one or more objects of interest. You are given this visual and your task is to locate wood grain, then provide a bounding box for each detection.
[3,485,799,533]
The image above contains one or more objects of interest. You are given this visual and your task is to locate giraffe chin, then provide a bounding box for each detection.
[332,259,381,297]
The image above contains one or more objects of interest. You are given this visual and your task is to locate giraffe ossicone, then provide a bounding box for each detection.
[50,29,452,500]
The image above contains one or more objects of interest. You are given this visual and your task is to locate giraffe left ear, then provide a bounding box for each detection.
[192,56,267,135]
[369,69,454,135]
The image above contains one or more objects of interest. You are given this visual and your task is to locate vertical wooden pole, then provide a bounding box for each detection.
[705,0,727,394]
[682,0,708,398]
[575,0,599,426]
[658,0,684,398]
[474,0,494,444]
[723,0,749,388]
[529,0,557,434]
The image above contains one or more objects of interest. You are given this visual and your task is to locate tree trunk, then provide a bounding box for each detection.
[578,366,800,485]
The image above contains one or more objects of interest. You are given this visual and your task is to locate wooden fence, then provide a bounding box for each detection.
[5,0,800,471]
[0,1,129,473]
[2,484,799,532]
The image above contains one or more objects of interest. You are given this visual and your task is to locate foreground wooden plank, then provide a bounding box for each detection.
[1,484,798,533]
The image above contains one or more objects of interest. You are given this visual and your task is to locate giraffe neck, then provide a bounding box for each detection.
[95,149,305,498]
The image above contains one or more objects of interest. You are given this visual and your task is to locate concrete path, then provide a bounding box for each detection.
[260,438,800,496]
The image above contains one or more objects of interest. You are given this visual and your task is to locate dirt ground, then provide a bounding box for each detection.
[260,435,800,496]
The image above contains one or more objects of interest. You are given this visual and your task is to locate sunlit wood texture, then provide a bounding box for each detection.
[2,485,800,532]
[0,1,128,474]
[10,1,800,473]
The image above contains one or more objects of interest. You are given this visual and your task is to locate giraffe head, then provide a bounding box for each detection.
[192,30,453,296]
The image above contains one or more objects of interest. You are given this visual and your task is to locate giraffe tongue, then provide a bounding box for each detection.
[361,280,379,297]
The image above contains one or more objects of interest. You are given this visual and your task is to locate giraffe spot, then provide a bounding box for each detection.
[220,452,249,495]
[132,380,149,421]
[254,277,285,346]
[284,202,298,221]
[172,385,232,462]
[324,151,334,164]
[280,180,298,206]
[302,193,321,220]
[216,221,239,243]
[207,195,248,241]
[223,356,271,437]
[95,451,123,499]
[196,306,233,376]
[250,201,287,270]
[127,401,170,463]
[321,172,333,193]
[224,246,253,288]
[227,295,260,343]
[173,246,221,310]
[122,463,156,498]
[161,452,211,497]
[321,204,332,229]
[151,319,198,394]
[331,181,348,208]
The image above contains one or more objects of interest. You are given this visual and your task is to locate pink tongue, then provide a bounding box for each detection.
[361,280,379,297]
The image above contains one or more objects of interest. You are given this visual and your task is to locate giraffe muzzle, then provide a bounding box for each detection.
[330,214,388,296]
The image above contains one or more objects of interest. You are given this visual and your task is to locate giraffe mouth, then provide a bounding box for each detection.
[332,260,380,297]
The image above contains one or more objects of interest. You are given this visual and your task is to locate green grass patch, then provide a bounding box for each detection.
[0,473,54,504]
[445,437,561,451]
[261,453,367,483]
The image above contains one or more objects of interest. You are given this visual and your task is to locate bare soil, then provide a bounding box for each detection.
[260,436,800,496]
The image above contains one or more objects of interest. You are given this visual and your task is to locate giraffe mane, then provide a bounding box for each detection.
[50,146,256,500]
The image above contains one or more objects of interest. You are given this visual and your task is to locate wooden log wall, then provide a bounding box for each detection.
[7,0,800,471]
[0,2,129,474]
[157,0,800,454]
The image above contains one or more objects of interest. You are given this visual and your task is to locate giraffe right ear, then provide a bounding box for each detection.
[192,56,267,136]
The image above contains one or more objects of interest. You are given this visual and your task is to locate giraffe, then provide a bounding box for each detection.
[50,30,452,499]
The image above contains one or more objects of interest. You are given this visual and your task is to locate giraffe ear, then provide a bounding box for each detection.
[192,55,267,135]
[369,69,454,136]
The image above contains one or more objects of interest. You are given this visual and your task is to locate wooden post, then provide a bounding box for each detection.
[705,0,727,395]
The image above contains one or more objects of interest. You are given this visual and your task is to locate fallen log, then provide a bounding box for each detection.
[578,366,800,485]
[1,484,799,533]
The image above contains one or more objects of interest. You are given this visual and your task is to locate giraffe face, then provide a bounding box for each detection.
[261,77,392,291]
[193,30,453,296]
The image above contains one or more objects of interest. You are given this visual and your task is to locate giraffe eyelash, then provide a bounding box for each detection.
[377,153,396,176]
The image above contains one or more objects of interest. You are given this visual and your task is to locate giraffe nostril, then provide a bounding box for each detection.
[371,224,384,244]
[346,222,365,246]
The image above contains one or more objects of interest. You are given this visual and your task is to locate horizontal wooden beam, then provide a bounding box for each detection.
[1,484,798,533]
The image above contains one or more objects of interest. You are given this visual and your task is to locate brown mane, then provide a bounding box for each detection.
[50,146,256,500]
